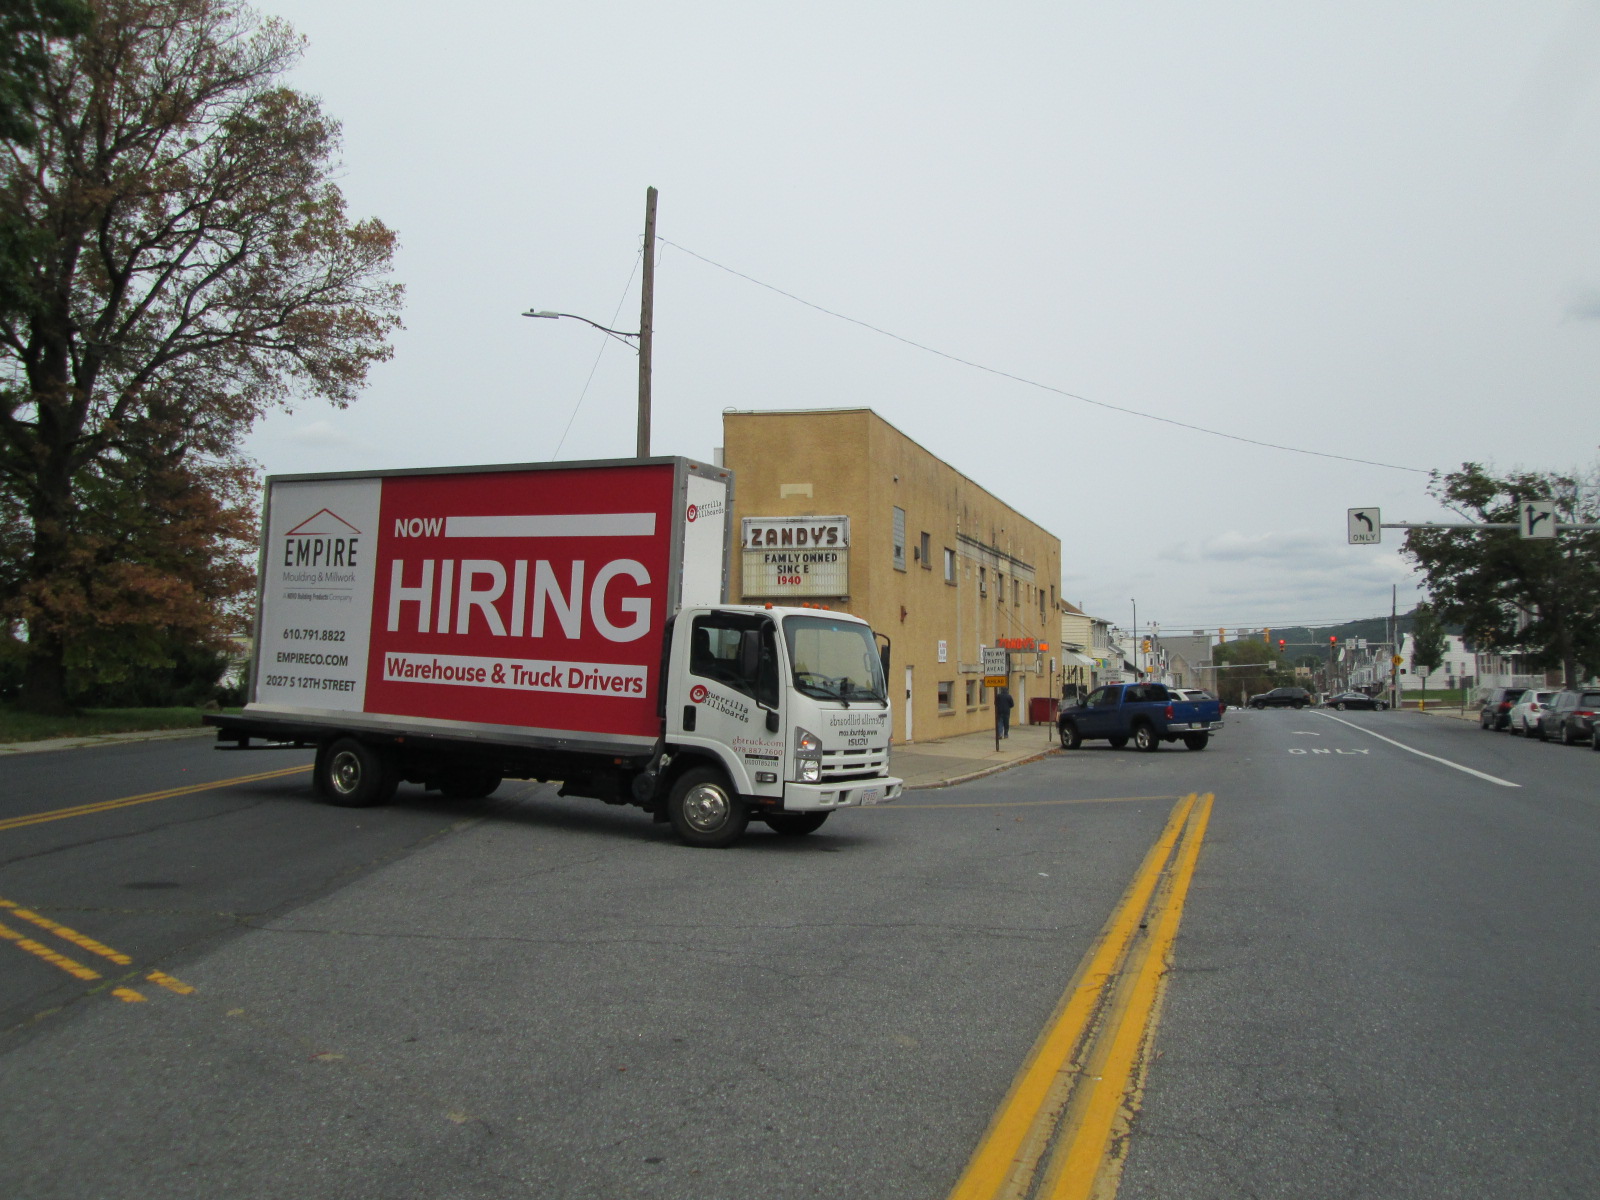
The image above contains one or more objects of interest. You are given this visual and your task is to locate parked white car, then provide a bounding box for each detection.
[1508,690,1556,736]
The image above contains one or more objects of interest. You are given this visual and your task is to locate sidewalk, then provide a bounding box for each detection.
[893,723,1059,789]
[0,725,214,755]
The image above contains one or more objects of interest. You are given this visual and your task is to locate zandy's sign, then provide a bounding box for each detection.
[741,516,849,598]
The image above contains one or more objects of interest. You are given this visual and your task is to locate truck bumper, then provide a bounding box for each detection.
[781,777,903,811]
[1166,721,1224,734]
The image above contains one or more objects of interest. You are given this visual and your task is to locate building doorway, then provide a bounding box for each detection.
[904,664,914,742]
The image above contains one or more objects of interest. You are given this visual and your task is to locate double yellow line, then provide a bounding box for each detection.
[0,763,310,833]
[948,792,1215,1200]
[0,897,195,1004]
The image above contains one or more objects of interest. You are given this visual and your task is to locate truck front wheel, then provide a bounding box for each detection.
[1132,722,1160,752]
[316,738,399,808]
[667,766,750,848]
[1059,721,1082,749]
[764,812,829,836]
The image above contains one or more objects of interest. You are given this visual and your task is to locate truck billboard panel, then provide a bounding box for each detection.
[250,459,729,744]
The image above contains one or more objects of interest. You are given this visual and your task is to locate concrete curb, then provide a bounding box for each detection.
[905,747,1059,790]
[0,725,214,756]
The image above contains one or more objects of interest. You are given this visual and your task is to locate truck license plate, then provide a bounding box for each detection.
[856,786,882,805]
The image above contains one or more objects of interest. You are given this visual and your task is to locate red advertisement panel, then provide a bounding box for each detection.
[365,464,676,738]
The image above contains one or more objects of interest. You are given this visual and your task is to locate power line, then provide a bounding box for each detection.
[660,237,1431,476]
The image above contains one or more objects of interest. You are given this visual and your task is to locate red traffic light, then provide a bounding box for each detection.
[1278,639,1285,648]
[1328,635,1337,644]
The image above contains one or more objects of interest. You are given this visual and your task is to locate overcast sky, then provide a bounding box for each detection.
[244,1,1600,637]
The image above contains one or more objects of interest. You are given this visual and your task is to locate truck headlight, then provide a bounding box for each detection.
[795,726,822,782]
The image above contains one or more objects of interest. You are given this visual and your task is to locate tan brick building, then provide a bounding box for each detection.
[721,409,1062,742]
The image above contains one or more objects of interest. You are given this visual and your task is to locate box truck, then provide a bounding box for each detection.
[206,456,902,846]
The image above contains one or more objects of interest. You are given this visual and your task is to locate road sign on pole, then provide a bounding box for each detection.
[982,647,1008,688]
[1520,501,1556,539]
[1347,507,1380,544]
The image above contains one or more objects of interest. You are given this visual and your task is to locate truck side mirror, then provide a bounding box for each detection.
[876,632,891,678]
[766,709,780,733]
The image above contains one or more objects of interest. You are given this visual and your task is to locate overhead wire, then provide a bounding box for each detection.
[659,237,1431,476]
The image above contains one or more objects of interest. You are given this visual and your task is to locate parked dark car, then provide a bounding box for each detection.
[1248,687,1312,710]
[1536,689,1600,744]
[1476,686,1526,731]
[1324,690,1388,711]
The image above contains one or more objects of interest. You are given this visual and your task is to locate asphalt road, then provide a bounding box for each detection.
[0,712,1595,1199]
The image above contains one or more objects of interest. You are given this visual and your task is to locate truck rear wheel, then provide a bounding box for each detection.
[764,812,829,836]
[315,738,399,808]
[667,766,749,848]
[1132,722,1160,752]
[1059,721,1082,749]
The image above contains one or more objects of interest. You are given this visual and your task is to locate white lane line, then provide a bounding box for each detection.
[1314,711,1520,788]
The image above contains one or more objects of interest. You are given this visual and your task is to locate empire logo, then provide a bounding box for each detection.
[283,508,362,568]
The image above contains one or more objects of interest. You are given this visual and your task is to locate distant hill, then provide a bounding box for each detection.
[1249,610,1460,662]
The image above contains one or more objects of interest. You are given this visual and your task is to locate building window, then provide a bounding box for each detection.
[944,547,956,584]
[892,506,906,571]
[979,567,987,597]
[919,531,931,569]
[938,681,954,711]
[997,571,1004,604]
[1013,578,1020,606]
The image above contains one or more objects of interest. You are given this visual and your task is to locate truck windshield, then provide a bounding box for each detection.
[783,615,886,705]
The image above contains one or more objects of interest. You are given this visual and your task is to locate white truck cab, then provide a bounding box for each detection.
[661,605,902,839]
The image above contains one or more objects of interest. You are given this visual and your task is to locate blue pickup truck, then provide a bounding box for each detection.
[1057,683,1225,751]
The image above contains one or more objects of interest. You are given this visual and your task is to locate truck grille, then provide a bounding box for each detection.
[822,745,889,781]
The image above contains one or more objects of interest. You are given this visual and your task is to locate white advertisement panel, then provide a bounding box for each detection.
[680,471,730,607]
[741,516,850,598]
[254,477,382,711]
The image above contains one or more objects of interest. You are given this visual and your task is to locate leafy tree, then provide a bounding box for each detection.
[1402,463,1600,688]
[0,0,402,712]
[1211,637,1293,706]
[1409,602,1447,696]
[0,0,91,314]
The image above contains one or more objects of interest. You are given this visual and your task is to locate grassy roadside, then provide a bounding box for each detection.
[0,705,221,744]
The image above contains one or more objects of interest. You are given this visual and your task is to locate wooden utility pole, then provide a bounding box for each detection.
[637,186,657,459]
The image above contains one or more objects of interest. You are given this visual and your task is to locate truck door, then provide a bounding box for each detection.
[1079,685,1117,737]
[673,612,784,797]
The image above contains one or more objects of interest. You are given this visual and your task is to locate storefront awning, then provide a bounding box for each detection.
[1062,651,1096,669]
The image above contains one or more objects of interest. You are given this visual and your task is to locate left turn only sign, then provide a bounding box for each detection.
[1347,507,1380,545]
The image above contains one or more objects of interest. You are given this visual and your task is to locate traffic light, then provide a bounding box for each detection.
[1141,639,1152,653]
[1278,639,1286,649]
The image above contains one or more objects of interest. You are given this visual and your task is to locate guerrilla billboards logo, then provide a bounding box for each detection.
[377,507,659,701]
[686,498,724,524]
[690,683,750,724]
[828,711,886,729]
[281,509,362,584]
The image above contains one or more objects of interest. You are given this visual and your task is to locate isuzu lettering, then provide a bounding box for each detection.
[207,457,903,846]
